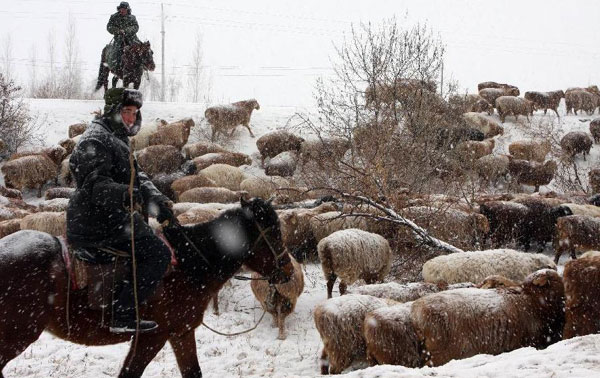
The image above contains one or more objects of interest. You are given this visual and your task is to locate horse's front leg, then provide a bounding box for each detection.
[118,333,168,378]
[169,330,202,378]
[112,75,119,88]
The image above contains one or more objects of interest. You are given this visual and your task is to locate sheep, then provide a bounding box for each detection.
[9,145,67,166]
[508,139,551,162]
[135,145,185,178]
[349,281,475,303]
[317,228,391,299]
[170,172,216,200]
[462,112,504,138]
[192,151,251,171]
[398,206,489,251]
[590,118,600,144]
[130,118,168,151]
[560,131,593,160]
[495,96,534,123]
[182,141,228,160]
[172,202,236,218]
[38,198,70,212]
[553,215,600,263]
[411,269,564,366]
[147,118,194,149]
[478,87,519,111]
[589,168,600,193]
[314,294,395,374]
[512,195,564,251]
[450,94,493,114]
[1,155,59,197]
[204,99,260,140]
[363,302,424,368]
[176,207,222,225]
[422,249,555,285]
[265,151,298,177]
[477,81,520,94]
[435,126,484,150]
[0,205,32,222]
[476,274,519,289]
[524,90,564,117]
[565,89,599,115]
[365,78,437,106]
[0,218,21,239]
[68,122,87,138]
[58,155,73,188]
[0,186,22,199]
[58,138,77,156]
[178,187,246,204]
[199,164,246,191]
[255,130,304,164]
[478,200,529,247]
[239,176,290,200]
[476,154,510,185]
[309,211,370,243]
[19,211,66,236]
[454,138,495,165]
[299,137,350,167]
[508,158,557,192]
[149,160,198,202]
[250,255,304,340]
[562,254,600,339]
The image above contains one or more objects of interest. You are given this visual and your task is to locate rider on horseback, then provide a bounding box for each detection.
[107,2,141,72]
[66,88,175,334]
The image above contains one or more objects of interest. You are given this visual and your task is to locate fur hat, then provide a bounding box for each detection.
[117,2,130,11]
[103,88,143,136]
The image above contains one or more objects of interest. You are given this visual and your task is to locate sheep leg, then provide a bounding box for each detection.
[229,128,236,137]
[276,307,286,340]
[243,123,255,138]
[37,186,42,198]
[326,274,337,299]
[212,293,219,316]
[339,281,347,296]
[320,348,330,375]
[553,108,560,118]
[210,127,217,142]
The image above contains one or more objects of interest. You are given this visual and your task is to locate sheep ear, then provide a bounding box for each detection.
[240,195,250,208]
[531,273,549,287]
[266,196,275,205]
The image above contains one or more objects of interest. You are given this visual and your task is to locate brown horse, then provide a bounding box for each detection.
[95,41,156,92]
[0,197,293,378]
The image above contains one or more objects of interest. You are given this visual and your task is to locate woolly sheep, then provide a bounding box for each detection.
[363,302,424,368]
[478,87,519,110]
[299,138,350,167]
[565,89,599,115]
[508,158,557,192]
[9,145,67,166]
[476,154,510,185]
[590,118,600,144]
[58,155,73,188]
[170,173,217,200]
[172,202,236,217]
[58,138,77,156]
[265,151,298,177]
[495,96,534,123]
[135,145,185,178]
[240,176,290,200]
[455,138,495,165]
[589,168,600,193]
[317,228,391,299]
[462,112,504,138]
[524,90,564,117]
[512,195,564,251]
[19,211,66,236]
[411,269,564,366]
[0,206,31,222]
[422,249,556,285]
[199,164,246,191]
[149,161,198,202]
[349,281,475,303]
[147,118,195,149]
[477,81,520,94]
[250,255,304,340]
[192,151,251,170]
[182,141,228,160]
[0,218,21,239]
[563,255,600,339]
[38,198,69,212]
[1,155,59,197]
[256,130,304,164]
[0,186,22,199]
[205,99,260,140]
[314,294,395,374]
[560,131,593,160]
[449,94,492,114]
[553,215,600,263]
[508,139,552,162]
[309,211,370,243]
[130,118,168,151]
[68,122,87,138]
[176,207,222,225]
[178,187,246,204]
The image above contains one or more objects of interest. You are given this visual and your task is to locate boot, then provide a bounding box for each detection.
[110,314,158,334]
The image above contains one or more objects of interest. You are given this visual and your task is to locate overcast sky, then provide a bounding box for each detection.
[1,0,599,107]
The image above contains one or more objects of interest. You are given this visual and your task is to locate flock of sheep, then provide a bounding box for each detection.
[1,84,600,375]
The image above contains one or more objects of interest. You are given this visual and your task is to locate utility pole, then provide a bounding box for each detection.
[161,3,166,102]
[440,60,444,96]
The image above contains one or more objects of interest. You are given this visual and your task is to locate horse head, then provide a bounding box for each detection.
[139,41,155,71]
[239,197,293,284]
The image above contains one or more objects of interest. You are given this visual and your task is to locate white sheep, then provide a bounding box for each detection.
[240,176,291,200]
[309,211,370,243]
[495,96,534,123]
[199,164,246,191]
[508,139,551,162]
[1,155,59,197]
[205,99,260,140]
[171,173,217,201]
[422,249,556,285]
[314,294,395,374]
[317,228,391,299]
[255,130,304,164]
[178,187,246,204]
[182,141,228,160]
[192,151,251,171]
[462,112,504,138]
[20,211,66,237]
[349,281,475,303]
[135,145,185,178]
[147,118,195,149]
[130,118,168,151]
[264,151,298,177]
[38,198,69,212]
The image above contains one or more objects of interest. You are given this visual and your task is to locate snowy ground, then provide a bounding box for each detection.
[3,98,600,377]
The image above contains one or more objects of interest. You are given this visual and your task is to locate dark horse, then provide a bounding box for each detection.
[0,198,293,378]
[95,41,156,92]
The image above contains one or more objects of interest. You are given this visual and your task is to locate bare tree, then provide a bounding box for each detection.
[61,14,83,99]
[167,60,182,102]
[28,43,38,97]
[1,34,14,82]
[188,31,204,103]
[34,29,59,98]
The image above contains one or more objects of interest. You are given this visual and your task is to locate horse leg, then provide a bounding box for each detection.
[118,334,168,378]
[169,330,202,378]
[112,75,119,89]
[276,306,286,340]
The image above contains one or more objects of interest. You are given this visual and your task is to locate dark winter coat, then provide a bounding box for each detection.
[66,111,168,246]
[107,11,140,47]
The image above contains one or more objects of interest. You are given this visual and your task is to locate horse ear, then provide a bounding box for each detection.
[240,195,250,208]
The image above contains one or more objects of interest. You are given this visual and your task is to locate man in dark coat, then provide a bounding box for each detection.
[107,2,141,71]
[66,87,174,333]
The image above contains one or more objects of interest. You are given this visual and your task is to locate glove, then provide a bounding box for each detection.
[156,200,175,224]
[119,29,125,35]
[123,188,143,211]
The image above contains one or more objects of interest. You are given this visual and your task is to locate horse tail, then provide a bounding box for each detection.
[95,48,109,92]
